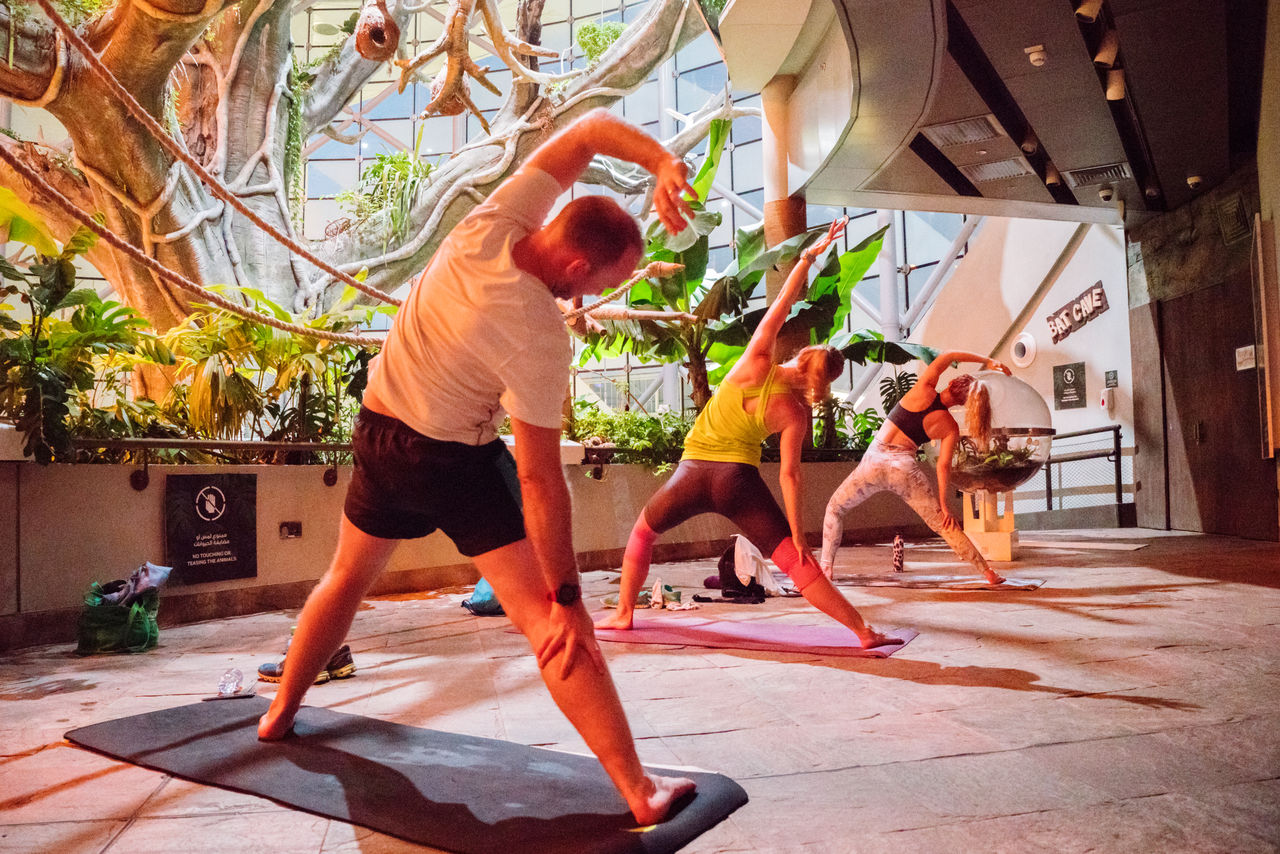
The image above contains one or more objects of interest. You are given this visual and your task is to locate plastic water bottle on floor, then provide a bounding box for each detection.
[217,668,244,696]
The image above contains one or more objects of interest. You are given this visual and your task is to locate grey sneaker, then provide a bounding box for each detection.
[257,644,356,684]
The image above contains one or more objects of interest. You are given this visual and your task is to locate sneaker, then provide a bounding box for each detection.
[257,644,356,684]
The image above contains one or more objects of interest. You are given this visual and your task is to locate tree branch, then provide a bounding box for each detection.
[302,0,415,136]
[0,10,62,105]
[312,0,706,307]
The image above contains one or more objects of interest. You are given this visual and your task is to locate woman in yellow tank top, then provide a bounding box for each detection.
[597,218,896,649]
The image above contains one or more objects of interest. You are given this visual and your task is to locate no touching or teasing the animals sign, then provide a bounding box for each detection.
[1046,282,1109,344]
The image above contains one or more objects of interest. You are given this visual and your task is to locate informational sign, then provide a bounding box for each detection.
[1236,345,1257,371]
[1046,281,1110,344]
[165,473,258,584]
[1054,362,1087,410]
[1105,370,1119,389]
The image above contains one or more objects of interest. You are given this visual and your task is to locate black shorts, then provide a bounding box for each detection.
[344,408,525,557]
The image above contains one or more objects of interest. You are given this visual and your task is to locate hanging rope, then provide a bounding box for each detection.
[0,143,385,347]
[27,0,403,307]
[562,260,685,321]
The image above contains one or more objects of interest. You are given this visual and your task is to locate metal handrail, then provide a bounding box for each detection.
[70,437,353,453]
[1044,424,1122,510]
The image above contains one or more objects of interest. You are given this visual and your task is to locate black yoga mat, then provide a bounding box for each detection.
[65,697,747,854]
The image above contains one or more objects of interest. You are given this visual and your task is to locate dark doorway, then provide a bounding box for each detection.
[1159,270,1278,539]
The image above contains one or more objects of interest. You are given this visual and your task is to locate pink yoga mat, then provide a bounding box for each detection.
[592,615,916,658]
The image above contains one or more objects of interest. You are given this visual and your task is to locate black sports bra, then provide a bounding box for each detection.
[886,393,949,447]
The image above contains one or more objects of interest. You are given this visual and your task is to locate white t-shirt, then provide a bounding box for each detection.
[365,167,570,445]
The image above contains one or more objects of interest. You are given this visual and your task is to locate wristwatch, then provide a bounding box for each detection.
[547,582,581,606]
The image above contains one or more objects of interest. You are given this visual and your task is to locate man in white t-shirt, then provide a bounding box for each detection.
[258,108,698,824]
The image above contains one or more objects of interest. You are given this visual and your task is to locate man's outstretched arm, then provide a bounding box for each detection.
[523,108,695,233]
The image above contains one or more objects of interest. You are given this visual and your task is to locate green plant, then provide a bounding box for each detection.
[830,329,937,412]
[564,399,694,472]
[813,397,883,452]
[576,20,625,65]
[579,119,888,412]
[335,140,434,241]
[0,213,159,462]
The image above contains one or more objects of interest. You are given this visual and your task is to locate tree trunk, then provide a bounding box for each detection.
[0,0,706,330]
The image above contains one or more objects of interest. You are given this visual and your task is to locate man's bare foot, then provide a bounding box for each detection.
[984,572,1006,586]
[257,706,296,741]
[857,628,903,649]
[594,611,634,631]
[627,772,697,826]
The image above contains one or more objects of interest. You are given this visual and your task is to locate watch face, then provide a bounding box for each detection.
[555,583,581,606]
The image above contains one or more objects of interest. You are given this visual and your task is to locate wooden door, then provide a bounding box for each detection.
[1159,269,1278,539]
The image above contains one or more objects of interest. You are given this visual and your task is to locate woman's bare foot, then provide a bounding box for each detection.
[857,628,903,649]
[594,610,634,631]
[983,571,1006,586]
[257,705,296,741]
[627,772,697,826]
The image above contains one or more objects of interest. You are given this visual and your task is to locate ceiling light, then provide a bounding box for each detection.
[1024,44,1047,67]
[1105,69,1125,100]
[1075,0,1103,22]
[1093,28,1119,67]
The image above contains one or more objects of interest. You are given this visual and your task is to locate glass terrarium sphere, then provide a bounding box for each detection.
[949,370,1055,493]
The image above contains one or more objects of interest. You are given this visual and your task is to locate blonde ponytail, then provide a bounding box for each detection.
[966,380,993,450]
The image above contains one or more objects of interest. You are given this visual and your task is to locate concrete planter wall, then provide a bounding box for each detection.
[0,459,933,650]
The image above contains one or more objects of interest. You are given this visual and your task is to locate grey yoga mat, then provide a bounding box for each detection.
[65,697,747,854]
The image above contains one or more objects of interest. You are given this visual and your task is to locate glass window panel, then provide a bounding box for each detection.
[730,111,762,146]
[903,210,966,268]
[737,188,764,212]
[729,140,762,193]
[304,199,345,241]
[415,115,455,157]
[359,120,413,157]
[622,79,659,120]
[541,21,572,54]
[471,69,510,111]
[542,0,571,23]
[707,245,734,273]
[675,32,723,72]
[305,133,358,160]
[307,160,357,198]
[365,88,412,120]
[676,63,728,112]
[703,197,733,246]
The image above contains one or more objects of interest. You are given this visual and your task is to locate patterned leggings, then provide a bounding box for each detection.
[820,441,990,575]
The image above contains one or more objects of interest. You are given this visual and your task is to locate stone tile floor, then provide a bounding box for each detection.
[1,528,1278,853]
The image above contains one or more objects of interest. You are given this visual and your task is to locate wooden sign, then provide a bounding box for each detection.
[1046,281,1109,344]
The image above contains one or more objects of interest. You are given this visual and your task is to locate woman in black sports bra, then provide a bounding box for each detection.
[819,351,1011,585]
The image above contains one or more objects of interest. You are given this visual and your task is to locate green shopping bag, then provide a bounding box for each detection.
[75,582,160,655]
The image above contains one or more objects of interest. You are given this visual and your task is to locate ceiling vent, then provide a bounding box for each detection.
[1063,162,1133,188]
[920,114,1003,148]
[959,157,1034,183]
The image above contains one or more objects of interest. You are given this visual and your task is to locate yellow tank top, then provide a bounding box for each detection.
[681,366,784,466]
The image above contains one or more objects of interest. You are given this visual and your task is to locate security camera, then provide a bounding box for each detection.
[1098,185,1115,203]
[1186,175,1203,190]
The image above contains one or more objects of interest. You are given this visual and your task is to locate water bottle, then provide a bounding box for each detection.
[217,668,244,696]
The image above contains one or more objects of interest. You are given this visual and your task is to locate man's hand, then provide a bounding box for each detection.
[652,157,696,235]
[536,602,606,680]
